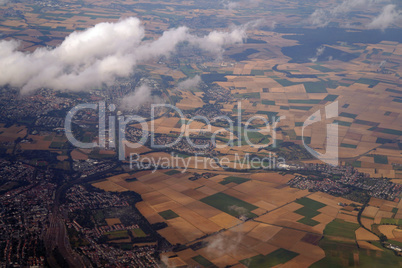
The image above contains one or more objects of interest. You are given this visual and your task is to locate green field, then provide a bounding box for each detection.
[288,99,321,104]
[200,192,258,218]
[176,153,192,158]
[295,207,321,218]
[50,141,67,149]
[340,143,358,149]
[294,197,325,227]
[373,155,389,164]
[262,100,276,105]
[131,228,147,237]
[380,218,402,225]
[298,217,320,226]
[219,176,250,185]
[44,135,53,141]
[233,92,261,99]
[388,240,402,248]
[240,249,299,267]
[290,105,313,110]
[352,161,362,167]
[159,210,179,220]
[354,119,378,126]
[380,128,402,136]
[334,120,352,127]
[324,94,339,101]
[311,238,402,267]
[303,82,328,93]
[356,78,380,87]
[295,197,326,210]
[251,69,265,75]
[339,112,358,119]
[192,255,217,268]
[165,170,181,175]
[256,111,279,118]
[386,88,402,94]
[376,138,393,144]
[243,131,270,144]
[274,79,298,87]
[309,65,334,72]
[324,219,360,240]
[104,230,129,240]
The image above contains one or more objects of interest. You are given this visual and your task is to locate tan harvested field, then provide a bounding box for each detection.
[247,223,282,242]
[168,217,204,242]
[357,241,383,251]
[378,225,398,239]
[19,136,52,151]
[363,206,380,218]
[281,255,323,268]
[185,201,222,219]
[71,149,89,160]
[209,213,241,229]
[337,212,359,223]
[361,218,374,230]
[2,0,402,267]
[105,218,121,226]
[355,227,379,241]
[374,211,394,224]
[2,2,400,265]
[92,169,315,247]
[290,241,325,261]
[393,228,402,239]
[268,228,307,249]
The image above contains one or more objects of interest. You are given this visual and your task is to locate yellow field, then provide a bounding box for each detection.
[0,125,27,142]
[105,218,122,226]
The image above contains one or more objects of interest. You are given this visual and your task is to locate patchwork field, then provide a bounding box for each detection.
[1,0,402,267]
[93,169,378,267]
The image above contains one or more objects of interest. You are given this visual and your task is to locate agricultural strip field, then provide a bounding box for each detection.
[240,248,299,268]
[324,219,360,240]
[200,192,258,218]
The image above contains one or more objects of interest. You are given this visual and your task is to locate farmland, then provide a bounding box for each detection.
[1,0,402,267]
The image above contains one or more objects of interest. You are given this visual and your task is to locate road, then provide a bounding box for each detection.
[45,211,87,268]
[44,165,119,267]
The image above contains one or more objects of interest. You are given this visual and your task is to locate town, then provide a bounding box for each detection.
[287,163,402,202]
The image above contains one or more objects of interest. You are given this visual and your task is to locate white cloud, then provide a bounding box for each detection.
[228,205,248,217]
[309,46,326,63]
[221,0,259,11]
[120,84,158,111]
[368,4,402,30]
[205,221,248,259]
[176,75,202,91]
[192,27,247,55]
[222,1,240,10]
[206,231,243,256]
[0,17,248,94]
[309,0,387,27]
